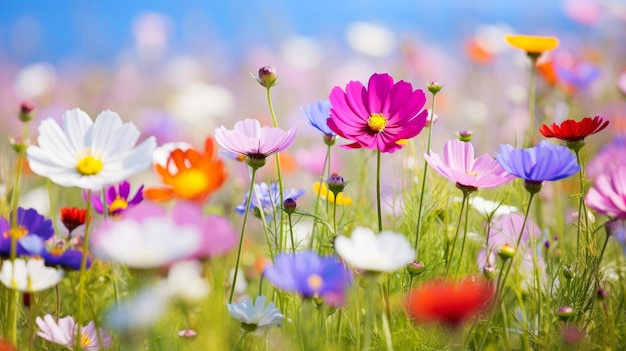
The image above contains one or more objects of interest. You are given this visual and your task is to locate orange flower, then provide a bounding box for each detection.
[465,38,493,64]
[145,137,227,203]
[405,277,494,328]
[504,34,559,55]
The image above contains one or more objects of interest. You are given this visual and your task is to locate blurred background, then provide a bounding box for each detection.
[1,0,626,165]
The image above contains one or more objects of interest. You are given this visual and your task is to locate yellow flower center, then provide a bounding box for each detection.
[2,226,28,239]
[307,274,324,291]
[80,333,91,347]
[50,248,64,256]
[76,155,103,176]
[368,113,387,133]
[171,169,209,199]
[466,170,478,177]
[109,196,129,213]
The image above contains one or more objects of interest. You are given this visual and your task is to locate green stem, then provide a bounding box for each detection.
[74,189,94,350]
[574,150,589,257]
[265,87,286,251]
[376,149,382,232]
[380,280,394,351]
[527,57,538,147]
[444,190,469,277]
[455,191,473,275]
[332,200,338,238]
[229,168,258,303]
[310,144,331,249]
[414,93,437,254]
[287,212,296,252]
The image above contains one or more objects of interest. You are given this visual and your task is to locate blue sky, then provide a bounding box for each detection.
[1,0,579,64]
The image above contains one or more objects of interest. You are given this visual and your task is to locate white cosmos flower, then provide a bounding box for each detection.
[27,108,156,190]
[334,227,415,273]
[227,295,283,333]
[0,258,64,292]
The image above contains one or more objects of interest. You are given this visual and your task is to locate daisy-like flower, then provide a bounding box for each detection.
[405,277,494,328]
[91,203,201,269]
[59,207,86,234]
[145,138,227,202]
[36,314,112,351]
[504,34,559,56]
[313,182,352,205]
[227,295,283,333]
[87,180,144,216]
[334,227,415,273]
[0,258,63,292]
[235,182,305,219]
[214,118,296,168]
[539,116,609,151]
[26,108,156,190]
[586,166,626,219]
[263,251,352,306]
[0,207,54,256]
[454,196,518,218]
[425,139,515,192]
[495,141,581,192]
[304,100,336,144]
[587,135,626,179]
[327,73,428,153]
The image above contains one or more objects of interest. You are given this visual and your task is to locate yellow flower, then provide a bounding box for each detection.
[504,34,559,54]
[313,182,353,206]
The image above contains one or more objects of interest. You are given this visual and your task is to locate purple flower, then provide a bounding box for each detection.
[19,236,91,270]
[586,166,626,219]
[0,207,54,256]
[36,314,113,350]
[87,180,144,216]
[264,251,352,306]
[327,73,428,153]
[555,59,599,91]
[235,182,305,219]
[214,118,296,161]
[425,139,515,190]
[304,100,335,136]
[586,135,626,179]
[495,141,580,183]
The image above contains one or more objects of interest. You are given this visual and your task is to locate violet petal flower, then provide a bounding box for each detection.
[36,314,113,351]
[87,180,144,216]
[304,100,335,136]
[0,207,54,256]
[495,141,580,182]
[586,166,626,219]
[425,139,515,189]
[235,182,305,219]
[264,251,352,306]
[214,118,296,158]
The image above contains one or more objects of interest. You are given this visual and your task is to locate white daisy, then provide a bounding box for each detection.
[27,108,156,190]
[0,258,64,292]
[334,227,415,273]
[227,295,283,333]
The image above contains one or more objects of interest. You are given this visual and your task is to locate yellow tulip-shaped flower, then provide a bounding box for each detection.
[505,34,559,58]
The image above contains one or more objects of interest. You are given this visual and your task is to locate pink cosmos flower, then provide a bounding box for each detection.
[36,314,112,351]
[425,139,515,190]
[214,118,296,160]
[586,166,626,218]
[327,73,428,153]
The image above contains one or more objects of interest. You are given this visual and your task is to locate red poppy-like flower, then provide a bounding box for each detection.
[60,207,87,233]
[405,277,494,328]
[539,116,609,142]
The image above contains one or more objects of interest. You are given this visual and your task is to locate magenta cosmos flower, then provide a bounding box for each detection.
[214,118,296,166]
[327,73,428,153]
[425,139,515,191]
[586,166,626,219]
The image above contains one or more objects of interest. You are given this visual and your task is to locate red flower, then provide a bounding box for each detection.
[539,116,609,142]
[405,277,494,328]
[60,207,87,233]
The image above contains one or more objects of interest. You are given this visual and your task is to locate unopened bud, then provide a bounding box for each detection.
[483,264,496,279]
[563,265,574,280]
[406,260,425,276]
[19,101,36,122]
[327,173,346,195]
[255,66,278,88]
[283,198,297,214]
[556,306,575,321]
[498,243,515,261]
[426,81,443,95]
[457,130,473,142]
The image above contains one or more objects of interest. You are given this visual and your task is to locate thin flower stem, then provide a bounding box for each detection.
[527,57,538,147]
[265,87,286,250]
[380,280,394,351]
[287,212,296,252]
[333,200,338,238]
[229,168,258,303]
[310,144,331,249]
[574,150,589,257]
[74,189,94,350]
[414,93,437,254]
[455,192,473,275]
[376,149,382,232]
[445,191,469,278]
[232,331,248,351]
[258,272,265,297]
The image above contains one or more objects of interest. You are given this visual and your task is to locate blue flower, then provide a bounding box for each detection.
[235,182,305,219]
[227,295,283,333]
[19,236,91,271]
[495,141,580,183]
[0,207,54,256]
[304,100,335,136]
[264,251,352,306]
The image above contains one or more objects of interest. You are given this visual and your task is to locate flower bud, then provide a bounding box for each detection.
[9,137,29,153]
[563,265,574,280]
[246,155,267,170]
[323,134,336,146]
[457,130,473,142]
[327,173,346,195]
[483,264,496,279]
[556,306,574,321]
[406,260,425,276]
[18,101,36,122]
[255,66,278,88]
[283,198,297,214]
[596,286,607,300]
[524,180,544,195]
[497,243,515,261]
[426,81,443,95]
